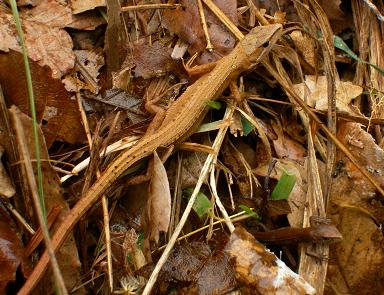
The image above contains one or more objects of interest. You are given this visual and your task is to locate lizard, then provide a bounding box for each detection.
[18,24,283,294]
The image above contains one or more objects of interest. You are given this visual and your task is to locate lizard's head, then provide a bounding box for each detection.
[240,24,282,63]
[313,224,343,244]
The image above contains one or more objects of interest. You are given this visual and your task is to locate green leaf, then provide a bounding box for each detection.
[184,188,212,218]
[270,169,296,200]
[206,100,222,110]
[239,205,261,220]
[333,35,360,61]
[241,115,255,136]
[137,231,144,249]
[334,35,384,76]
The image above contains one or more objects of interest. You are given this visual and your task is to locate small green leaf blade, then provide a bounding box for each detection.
[333,35,360,62]
[184,188,212,218]
[334,35,384,76]
[206,100,222,110]
[270,169,296,200]
[239,205,261,220]
[241,115,255,136]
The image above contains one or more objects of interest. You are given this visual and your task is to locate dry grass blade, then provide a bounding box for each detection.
[294,0,338,203]
[210,167,234,232]
[299,124,329,293]
[360,0,384,21]
[77,95,113,292]
[121,4,180,12]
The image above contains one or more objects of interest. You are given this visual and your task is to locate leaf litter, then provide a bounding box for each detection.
[0,0,383,294]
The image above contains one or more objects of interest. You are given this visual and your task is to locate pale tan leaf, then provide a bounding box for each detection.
[71,0,105,14]
[147,151,171,243]
[18,0,105,30]
[0,145,15,198]
[293,75,363,114]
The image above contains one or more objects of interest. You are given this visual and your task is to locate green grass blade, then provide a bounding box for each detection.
[9,0,46,219]
[334,35,384,76]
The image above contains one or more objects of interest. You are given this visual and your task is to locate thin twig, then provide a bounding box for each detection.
[10,106,68,295]
[1,200,35,235]
[121,3,180,12]
[197,0,213,51]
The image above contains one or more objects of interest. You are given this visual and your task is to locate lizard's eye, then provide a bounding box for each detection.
[263,41,270,48]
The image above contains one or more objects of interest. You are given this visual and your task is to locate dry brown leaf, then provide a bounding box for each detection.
[326,122,384,293]
[0,208,25,292]
[62,49,104,94]
[162,0,238,64]
[326,210,384,294]
[0,50,84,146]
[160,241,211,283]
[289,30,316,68]
[156,242,237,293]
[225,226,316,294]
[17,0,41,6]
[67,11,106,30]
[167,150,207,190]
[271,120,306,163]
[131,41,180,79]
[147,151,171,243]
[19,0,73,28]
[187,251,237,294]
[0,13,74,79]
[221,139,254,198]
[331,122,384,224]
[293,76,363,114]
